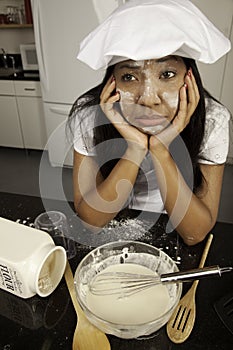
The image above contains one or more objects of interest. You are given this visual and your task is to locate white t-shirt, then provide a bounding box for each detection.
[73,97,230,212]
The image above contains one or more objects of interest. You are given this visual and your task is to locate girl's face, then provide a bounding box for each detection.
[113,56,187,135]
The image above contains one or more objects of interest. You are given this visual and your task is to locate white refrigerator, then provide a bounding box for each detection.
[31,0,121,167]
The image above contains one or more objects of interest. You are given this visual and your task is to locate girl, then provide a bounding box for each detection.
[68,0,231,245]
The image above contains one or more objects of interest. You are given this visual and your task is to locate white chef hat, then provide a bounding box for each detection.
[77,0,231,70]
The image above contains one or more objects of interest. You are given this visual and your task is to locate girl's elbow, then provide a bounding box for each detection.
[182,235,205,246]
[74,200,108,232]
[179,210,217,246]
[180,223,216,246]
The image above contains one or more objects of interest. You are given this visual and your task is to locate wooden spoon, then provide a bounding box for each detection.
[64,261,111,350]
[166,233,213,343]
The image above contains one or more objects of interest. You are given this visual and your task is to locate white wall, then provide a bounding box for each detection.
[192,0,233,101]
[0,28,34,53]
[188,0,233,163]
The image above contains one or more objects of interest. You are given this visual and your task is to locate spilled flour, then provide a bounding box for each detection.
[101,218,153,242]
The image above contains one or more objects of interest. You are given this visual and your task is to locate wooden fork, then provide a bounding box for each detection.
[166,234,213,343]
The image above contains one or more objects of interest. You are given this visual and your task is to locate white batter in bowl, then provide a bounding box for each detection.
[74,241,182,339]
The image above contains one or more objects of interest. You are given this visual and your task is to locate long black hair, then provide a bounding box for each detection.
[68,57,207,192]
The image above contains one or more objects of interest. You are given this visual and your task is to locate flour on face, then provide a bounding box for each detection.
[114,57,186,135]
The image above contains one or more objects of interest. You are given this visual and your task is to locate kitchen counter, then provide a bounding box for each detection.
[0,68,40,81]
[0,191,233,349]
[0,54,39,81]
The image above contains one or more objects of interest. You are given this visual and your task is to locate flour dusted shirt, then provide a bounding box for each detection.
[73,97,230,212]
[198,97,230,164]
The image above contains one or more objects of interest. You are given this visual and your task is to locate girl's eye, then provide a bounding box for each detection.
[121,73,136,82]
[160,71,176,79]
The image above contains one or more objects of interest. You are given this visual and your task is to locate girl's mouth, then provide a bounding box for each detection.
[135,115,167,127]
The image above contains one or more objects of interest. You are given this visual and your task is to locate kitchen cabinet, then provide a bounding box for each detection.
[43,103,73,167]
[0,80,24,147]
[0,0,33,28]
[14,81,46,149]
[0,80,46,150]
[0,24,32,28]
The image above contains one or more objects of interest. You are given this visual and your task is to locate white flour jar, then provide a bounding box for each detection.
[0,217,67,299]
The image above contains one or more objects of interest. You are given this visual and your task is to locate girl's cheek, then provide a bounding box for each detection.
[116,88,134,101]
[117,88,135,110]
[162,91,179,112]
[116,88,136,121]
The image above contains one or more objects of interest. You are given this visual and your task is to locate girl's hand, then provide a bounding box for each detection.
[100,76,149,154]
[150,69,200,153]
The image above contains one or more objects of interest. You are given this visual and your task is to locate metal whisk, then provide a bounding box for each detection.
[89,265,232,297]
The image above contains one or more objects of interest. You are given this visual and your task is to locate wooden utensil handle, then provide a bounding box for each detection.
[65,263,111,350]
[192,233,213,290]
[64,261,84,317]
[198,234,213,268]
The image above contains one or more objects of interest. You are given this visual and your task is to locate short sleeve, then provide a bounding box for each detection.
[73,108,96,156]
[198,98,230,165]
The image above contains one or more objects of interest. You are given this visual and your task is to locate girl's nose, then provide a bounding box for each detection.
[137,80,161,106]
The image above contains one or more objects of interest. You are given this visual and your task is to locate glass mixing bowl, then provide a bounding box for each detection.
[74,241,182,339]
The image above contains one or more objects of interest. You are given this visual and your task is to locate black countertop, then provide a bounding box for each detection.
[0,54,40,81]
[0,191,233,349]
[0,69,40,81]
